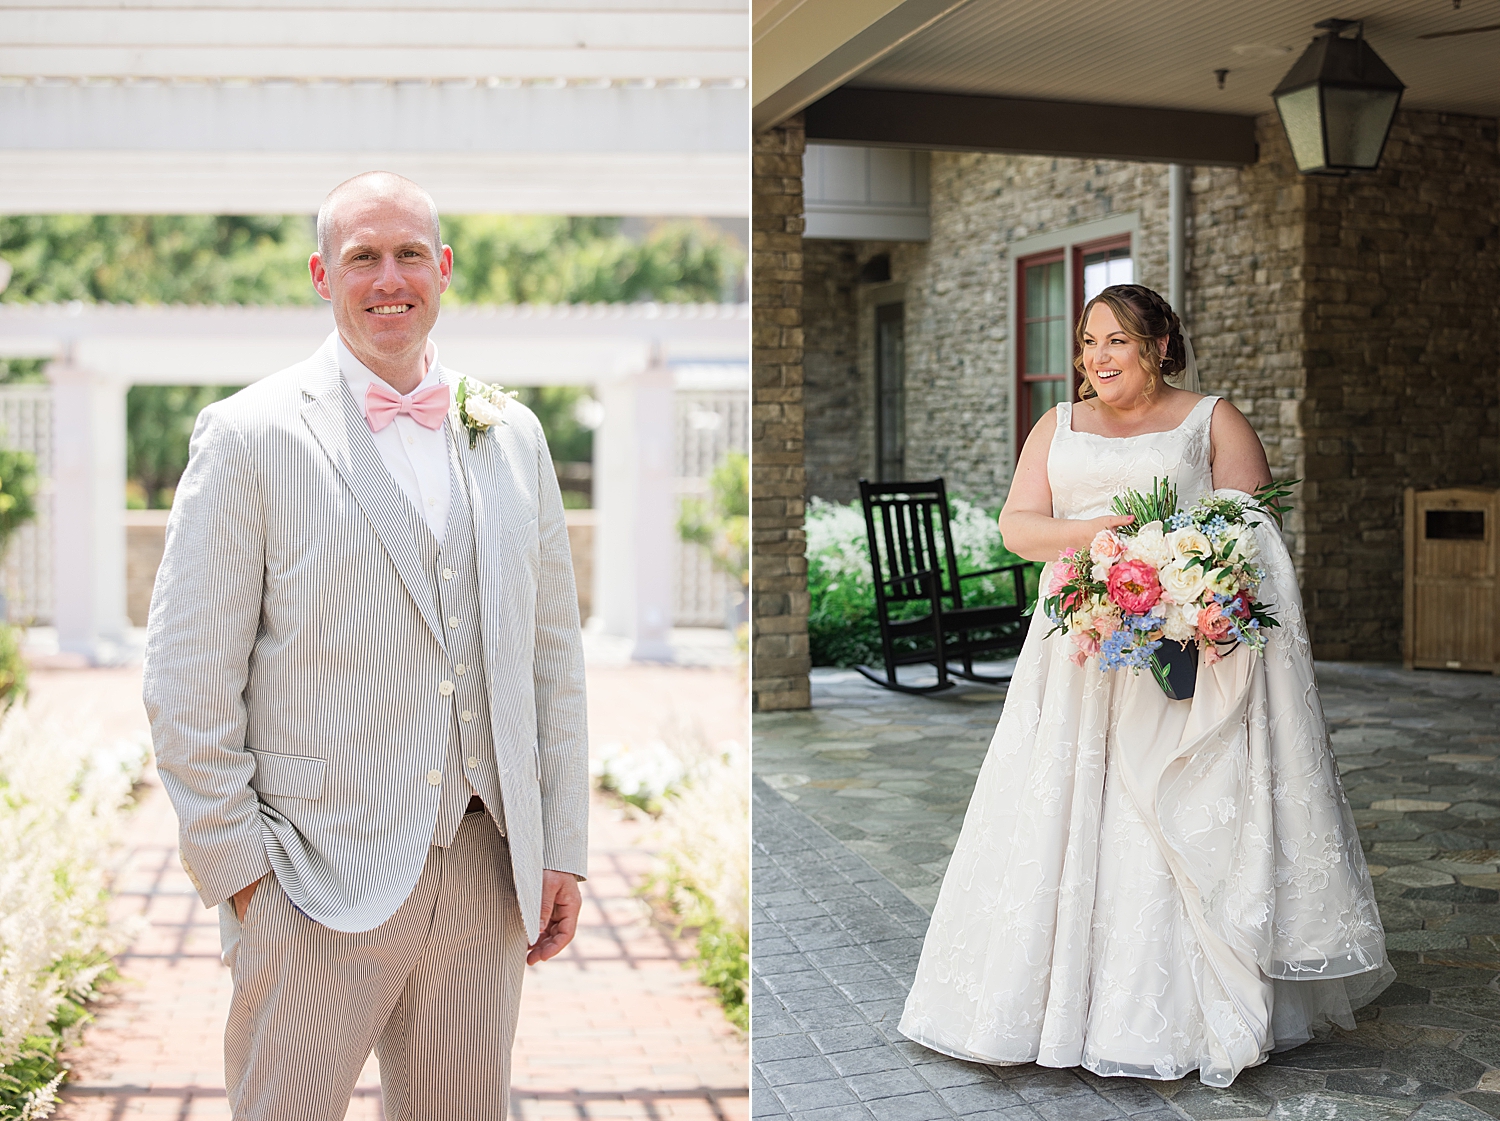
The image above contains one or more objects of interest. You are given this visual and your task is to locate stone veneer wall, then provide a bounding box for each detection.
[885,153,1175,506]
[1188,116,1311,559]
[1299,110,1500,659]
[752,117,812,711]
[801,239,863,504]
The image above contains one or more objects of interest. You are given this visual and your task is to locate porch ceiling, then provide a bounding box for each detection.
[758,0,1500,144]
[856,0,1500,120]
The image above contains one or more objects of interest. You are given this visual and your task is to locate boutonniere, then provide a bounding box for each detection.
[453,375,519,450]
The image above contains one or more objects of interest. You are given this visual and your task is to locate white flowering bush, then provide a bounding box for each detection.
[0,704,148,1118]
[590,740,686,813]
[648,735,748,1031]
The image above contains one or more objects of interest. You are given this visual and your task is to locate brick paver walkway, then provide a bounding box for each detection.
[44,660,747,1121]
[753,663,1500,1121]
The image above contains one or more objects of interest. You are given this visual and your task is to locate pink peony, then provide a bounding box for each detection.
[1198,601,1234,641]
[1106,559,1163,615]
[1203,645,1226,666]
[1046,561,1072,596]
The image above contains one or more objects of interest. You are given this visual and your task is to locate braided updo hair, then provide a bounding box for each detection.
[1072,284,1187,400]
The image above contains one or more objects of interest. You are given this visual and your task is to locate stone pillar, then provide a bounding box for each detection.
[48,364,131,663]
[752,116,811,711]
[593,355,677,661]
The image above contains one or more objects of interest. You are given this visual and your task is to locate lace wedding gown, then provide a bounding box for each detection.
[898,396,1392,1088]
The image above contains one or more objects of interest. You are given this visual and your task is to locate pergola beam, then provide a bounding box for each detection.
[804,86,1259,166]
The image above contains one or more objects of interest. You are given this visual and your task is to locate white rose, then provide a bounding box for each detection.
[1168,526,1212,564]
[1205,566,1240,598]
[1224,523,1260,563]
[1162,602,1199,642]
[464,393,508,427]
[1159,560,1208,605]
[1124,522,1172,569]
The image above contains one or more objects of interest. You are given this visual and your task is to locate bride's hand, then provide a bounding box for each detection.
[1076,514,1134,549]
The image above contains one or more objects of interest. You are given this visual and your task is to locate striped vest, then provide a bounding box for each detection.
[415,428,506,847]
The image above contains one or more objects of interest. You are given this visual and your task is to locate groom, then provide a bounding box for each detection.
[143,171,589,1120]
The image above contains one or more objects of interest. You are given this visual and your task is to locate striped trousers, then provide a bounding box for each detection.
[225,811,527,1120]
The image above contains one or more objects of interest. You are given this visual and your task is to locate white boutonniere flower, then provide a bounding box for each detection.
[453,375,519,449]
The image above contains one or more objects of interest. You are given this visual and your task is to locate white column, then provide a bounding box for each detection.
[593,352,676,661]
[48,364,131,663]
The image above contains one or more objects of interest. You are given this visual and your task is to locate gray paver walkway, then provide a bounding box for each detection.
[752,663,1500,1121]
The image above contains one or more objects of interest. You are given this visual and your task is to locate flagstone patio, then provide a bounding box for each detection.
[752,662,1500,1121]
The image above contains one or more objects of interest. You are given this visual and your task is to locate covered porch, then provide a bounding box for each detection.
[751,0,1500,710]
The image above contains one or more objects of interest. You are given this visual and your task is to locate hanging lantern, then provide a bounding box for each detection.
[1272,19,1405,175]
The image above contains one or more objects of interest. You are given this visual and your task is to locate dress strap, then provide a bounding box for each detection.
[1056,400,1073,432]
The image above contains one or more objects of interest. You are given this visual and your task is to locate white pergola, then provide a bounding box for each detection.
[0,2,750,661]
[0,301,748,662]
[0,2,749,216]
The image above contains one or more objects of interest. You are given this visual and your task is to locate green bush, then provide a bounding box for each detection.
[805,496,1042,669]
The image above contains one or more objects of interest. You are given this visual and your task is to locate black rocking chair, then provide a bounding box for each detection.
[857,477,1033,694]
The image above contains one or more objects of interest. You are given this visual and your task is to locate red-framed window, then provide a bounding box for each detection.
[1016,249,1069,455]
[1015,234,1134,457]
[1074,235,1133,317]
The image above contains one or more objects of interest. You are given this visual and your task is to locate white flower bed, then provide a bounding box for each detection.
[0,701,148,1113]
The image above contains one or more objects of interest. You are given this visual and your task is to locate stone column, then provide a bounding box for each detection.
[48,363,131,663]
[593,354,677,661]
[752,117,811,711]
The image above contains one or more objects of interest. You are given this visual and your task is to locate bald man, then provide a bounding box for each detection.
[144,172,590,1120]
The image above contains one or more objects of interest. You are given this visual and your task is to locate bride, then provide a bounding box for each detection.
[897,284,1391,1087]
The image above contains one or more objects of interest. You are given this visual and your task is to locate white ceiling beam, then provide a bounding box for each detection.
[0,151,750,216]
[0,83,747,154]
[751,0,972,130]
[0,302,749,385]
[3,9,747,51]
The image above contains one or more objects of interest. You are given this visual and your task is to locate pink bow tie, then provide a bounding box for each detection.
[363,381,450,432]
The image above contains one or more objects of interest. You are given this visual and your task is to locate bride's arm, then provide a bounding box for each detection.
[1208,399,1273,493]
[997,407,1134,562]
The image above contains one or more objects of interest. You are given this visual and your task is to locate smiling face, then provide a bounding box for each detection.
[1079,301,1165,408]
[310,182,452,388]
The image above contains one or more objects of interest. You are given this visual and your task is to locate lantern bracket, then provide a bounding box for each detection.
[1313,18,1363,37]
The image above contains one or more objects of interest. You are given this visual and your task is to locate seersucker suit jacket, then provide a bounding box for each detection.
[143,333,589,941]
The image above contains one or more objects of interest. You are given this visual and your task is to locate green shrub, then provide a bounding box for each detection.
[804,496,1043,669]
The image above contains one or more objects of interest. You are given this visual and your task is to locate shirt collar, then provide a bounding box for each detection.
[337,334,444,398]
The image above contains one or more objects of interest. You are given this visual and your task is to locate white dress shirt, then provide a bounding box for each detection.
[337,334,452,543]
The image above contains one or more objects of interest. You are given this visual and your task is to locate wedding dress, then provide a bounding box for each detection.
[898,395,1392,1088]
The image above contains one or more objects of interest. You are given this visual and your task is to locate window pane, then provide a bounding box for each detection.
[1083,246,1132,302]
[1107,253,1133,287]
[1029,378,1068,432]
[1047,317,1068,374]
[1043,260,1063,317]
[1025,262,1045,316]
[1025,320,1050,374]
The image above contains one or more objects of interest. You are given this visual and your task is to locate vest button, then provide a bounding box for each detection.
[455,663,466,675]
[467,756,478,768]
[461,710,473,723]
[426,769,441,786]
[443,568,454,580]
[448,615,459,628]
[439,680,455,696]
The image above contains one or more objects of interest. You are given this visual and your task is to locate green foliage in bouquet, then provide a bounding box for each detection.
[1110,477,1178,534]
[805,497,1041,668]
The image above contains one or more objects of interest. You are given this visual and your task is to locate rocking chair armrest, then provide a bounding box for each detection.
[957,561,1031,580]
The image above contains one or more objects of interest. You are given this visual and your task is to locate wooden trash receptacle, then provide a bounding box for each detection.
[1404,487,1499,673]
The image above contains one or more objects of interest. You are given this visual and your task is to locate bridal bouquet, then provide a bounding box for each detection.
[1042,478,1292,697]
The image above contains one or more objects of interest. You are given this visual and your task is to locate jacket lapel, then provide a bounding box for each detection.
[299,336,447,651]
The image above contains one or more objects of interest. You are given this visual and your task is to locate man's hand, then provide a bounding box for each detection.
[231,875,266,922]
[527,870,581,965]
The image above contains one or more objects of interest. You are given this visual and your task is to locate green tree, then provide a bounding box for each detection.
[0,215,319,305]
[127,386,242,508]
[678,452,748,588]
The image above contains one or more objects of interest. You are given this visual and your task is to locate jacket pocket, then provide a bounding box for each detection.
[247,748,327,800]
